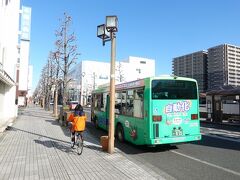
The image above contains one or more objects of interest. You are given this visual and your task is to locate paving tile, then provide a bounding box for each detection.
[0,106,162,180]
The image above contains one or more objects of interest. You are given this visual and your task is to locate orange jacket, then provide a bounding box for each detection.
[68,113,87,132]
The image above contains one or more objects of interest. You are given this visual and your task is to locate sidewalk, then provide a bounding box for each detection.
[0,106,164,180]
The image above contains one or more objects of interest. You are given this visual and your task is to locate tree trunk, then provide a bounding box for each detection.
[53,89,58,117]
[42,97,45,109]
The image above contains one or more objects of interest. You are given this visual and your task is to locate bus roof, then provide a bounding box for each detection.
[151,75,197,82]
[92,75,197,93]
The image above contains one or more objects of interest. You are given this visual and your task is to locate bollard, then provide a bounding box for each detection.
[100,136,108,151]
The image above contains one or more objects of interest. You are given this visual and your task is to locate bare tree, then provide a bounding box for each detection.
[55,12,80,106]
[37,64,48,109]
[33,81,42,105]
[34,53,54,111]
[116,62,125,83]
[52,50,61,117]
[46,51,55,111]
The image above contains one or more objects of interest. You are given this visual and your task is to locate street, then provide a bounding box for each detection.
[85,109,240,180]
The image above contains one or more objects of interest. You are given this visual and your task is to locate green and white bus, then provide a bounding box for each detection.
[91,75,201,145]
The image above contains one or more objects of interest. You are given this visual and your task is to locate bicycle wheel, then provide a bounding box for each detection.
[76,133,83,155]
[70,131,75,148]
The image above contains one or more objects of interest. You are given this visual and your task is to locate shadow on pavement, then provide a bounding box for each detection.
[84,144,103,151]
[85,121,178,155]
[14,107,105,154]
[8,126,70,144]
[34,139,75,154]
[8,126,104,154]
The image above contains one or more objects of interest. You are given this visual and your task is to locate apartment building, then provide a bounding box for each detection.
[208,44,240,90]
[68,56,155,105]
[0,0,20,131]
[172,51,208,92]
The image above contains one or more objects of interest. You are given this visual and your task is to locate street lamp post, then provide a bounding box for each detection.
[97,16,118,154]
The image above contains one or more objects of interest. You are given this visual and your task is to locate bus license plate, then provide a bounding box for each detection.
[173,129,183,136]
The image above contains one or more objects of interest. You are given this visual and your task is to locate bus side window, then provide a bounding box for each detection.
[134,89,144,118]
[96,94,102,111]
[94,94,97,109]
[94,94,99,110]
[126,90,134,116]
[121,91,127,115]
[100,93,107,112]
[115,92,121,114]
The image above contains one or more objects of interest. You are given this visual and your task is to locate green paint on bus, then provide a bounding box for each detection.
[91,75,201,145]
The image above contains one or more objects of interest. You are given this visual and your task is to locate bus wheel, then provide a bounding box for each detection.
[116,124,124,142]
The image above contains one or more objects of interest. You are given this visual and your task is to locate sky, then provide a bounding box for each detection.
[21,0,240,90]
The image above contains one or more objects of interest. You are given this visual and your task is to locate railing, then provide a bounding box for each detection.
[0,63,15,85]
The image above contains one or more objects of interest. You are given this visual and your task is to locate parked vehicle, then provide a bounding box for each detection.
[68,101,78,110]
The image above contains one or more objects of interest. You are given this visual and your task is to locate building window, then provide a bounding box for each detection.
[136,68,141,74]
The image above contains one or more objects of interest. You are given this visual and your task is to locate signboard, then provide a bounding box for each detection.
[21,6,31,41]
[116,79,144,90]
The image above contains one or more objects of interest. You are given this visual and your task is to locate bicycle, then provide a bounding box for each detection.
[75,131,84,155]
[67,112,87,155]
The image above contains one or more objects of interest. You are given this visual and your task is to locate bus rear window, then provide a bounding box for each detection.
[152,80,197,99]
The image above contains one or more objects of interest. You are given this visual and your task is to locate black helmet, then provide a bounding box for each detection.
[74,104,82,111]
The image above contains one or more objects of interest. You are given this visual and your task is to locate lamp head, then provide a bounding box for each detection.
[97,24,110,39]
[106,16,118,32]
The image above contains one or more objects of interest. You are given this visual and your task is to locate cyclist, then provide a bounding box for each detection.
[67,104,86,148]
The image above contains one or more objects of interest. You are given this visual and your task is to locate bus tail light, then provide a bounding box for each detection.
[191,114,198,120]
[153,115,162,122]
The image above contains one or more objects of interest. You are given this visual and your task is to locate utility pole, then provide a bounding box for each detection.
[93,72,96,90]
[108,32,116,154]
[97,16,118,154]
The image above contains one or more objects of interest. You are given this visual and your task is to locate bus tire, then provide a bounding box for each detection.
[116,124,124,142]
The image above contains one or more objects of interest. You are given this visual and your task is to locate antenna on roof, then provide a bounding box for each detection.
[171,74,178,79]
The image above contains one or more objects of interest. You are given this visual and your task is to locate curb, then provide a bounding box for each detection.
[200,120,240,127]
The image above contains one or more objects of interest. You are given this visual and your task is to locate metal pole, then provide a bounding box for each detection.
[108,32,116,154]
[237,100,240,116]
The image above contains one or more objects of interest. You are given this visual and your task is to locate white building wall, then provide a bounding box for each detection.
[0,1,19,78]
[18,6,31,91]
[128,56,155,81]
[27,65,33,97]
[80,60,110,105]
[0,0,20,131]
[0,81,5,121]
[19,41,30,90]
[122,56,155,81]
[77,56,155,105]
[3,84,17,120]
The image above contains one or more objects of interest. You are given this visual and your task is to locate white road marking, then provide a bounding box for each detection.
[202,127,240,135]
[201,127,240,143]
[202,133,240,143]
[171,150,240,177]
